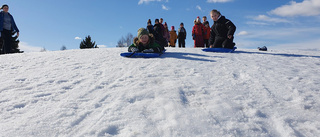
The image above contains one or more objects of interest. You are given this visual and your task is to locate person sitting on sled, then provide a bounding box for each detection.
[209,9,236,49]
[128,28,162,53]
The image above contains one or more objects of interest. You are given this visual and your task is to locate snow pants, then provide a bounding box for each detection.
[1,29,12,54]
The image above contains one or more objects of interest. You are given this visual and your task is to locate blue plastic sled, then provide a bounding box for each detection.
[120,50,165,58]
[202,47,237,53]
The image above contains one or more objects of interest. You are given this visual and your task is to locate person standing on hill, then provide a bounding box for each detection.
[209,9,236,49]
[169,26,177,47]
[0,4,19,54]
[163,22,170,47]
[153,19,166,50]
[203,21,211,48]
[178,23,186,48]
[192,16,204,48]
[146,19,154,34]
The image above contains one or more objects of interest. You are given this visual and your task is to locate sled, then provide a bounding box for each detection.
[202,47,237,53]
[120,50,165,58]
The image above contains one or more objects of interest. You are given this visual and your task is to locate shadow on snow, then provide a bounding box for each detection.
[161,52,217,62]
[234,51,320,58]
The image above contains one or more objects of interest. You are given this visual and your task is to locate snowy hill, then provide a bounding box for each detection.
[1,48,319,137]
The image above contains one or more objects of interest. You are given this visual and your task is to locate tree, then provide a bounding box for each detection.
[0,32,23,54]
[61,45,67,51]
[40,47,47,52]
[116,33,133,47]
[116,36,126,47]
[80,35,98,49]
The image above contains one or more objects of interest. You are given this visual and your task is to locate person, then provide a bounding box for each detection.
[209,9,236,49]
[163,22,170,47]
[177,23,186,48]
[159,18,166,37]
[153,19,166,50]
[203,21,211,48]
[169,26,177,47]
[192,16,204,48]
[202,16,208,26]
[0,4,19,54]
[146,19,153,34]
[128,28,162,53]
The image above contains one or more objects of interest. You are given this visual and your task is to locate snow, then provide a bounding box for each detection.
[0,48,319,137]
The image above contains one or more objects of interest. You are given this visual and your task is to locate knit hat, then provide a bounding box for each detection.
[137,28,149,39]
[196,16,200,22]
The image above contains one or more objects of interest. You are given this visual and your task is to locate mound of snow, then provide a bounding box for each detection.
[0,48,319,136]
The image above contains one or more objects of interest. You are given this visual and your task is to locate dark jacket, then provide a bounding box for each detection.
[128,34,162,53]
[209,16,236,46]
[0,11,19,32]
[178,27,186,40]
[147,25,154,34]
[153,24,163,41]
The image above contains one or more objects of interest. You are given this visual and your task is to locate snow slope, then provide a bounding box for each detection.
[0,48,319,137]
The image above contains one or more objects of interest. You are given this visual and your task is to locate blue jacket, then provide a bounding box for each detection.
[0,11,19,32]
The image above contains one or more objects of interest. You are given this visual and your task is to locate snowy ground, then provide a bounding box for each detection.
[0,48,319,137]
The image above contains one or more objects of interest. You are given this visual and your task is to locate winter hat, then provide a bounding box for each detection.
[171,26,175,31]
[155,19,159,23]
[137,28,149,39]
[196,16,200,22]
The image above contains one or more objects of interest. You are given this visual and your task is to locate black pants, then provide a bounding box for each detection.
[204,39,209,48]
[213,36,234,49]
[178,38,185,48]
[1,29,12,54]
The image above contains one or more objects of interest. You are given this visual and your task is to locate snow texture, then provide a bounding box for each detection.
[0,48,319,137]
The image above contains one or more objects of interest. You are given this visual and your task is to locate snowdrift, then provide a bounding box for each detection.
[0,48,319,136]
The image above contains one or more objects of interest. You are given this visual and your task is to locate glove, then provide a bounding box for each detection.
[142,48,154,53]
[129,47,139,53]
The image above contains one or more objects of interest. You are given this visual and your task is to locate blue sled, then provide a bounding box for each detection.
[120,50,166,58]
[202,47,237,53]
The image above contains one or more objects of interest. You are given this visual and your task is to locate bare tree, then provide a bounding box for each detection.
[117,33,134,47]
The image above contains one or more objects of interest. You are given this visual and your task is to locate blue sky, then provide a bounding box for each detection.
[2,0,320,52]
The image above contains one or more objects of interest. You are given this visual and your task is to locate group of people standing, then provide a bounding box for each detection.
[147,18,187,48]
[193,9,236,49]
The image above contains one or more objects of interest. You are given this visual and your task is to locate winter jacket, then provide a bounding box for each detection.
[147,25,154,34]
[192,23,204,47]
[163,28,170,42]
[203,26,211,40]
[153,24,163,42]
[178,27,186,40]
[0,11,19,32]
[169,30,177,47]
[128,34,162,53]
[209,16,236,46]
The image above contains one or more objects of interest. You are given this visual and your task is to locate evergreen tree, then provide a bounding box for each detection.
[61,45,67,50]
[0,32,23,54]
[80,35,98,49]
[11,32,23,53]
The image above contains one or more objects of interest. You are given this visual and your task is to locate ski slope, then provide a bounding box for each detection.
[0,48,319,137]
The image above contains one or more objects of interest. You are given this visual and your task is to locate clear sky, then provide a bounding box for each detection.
[2,0,320,52]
